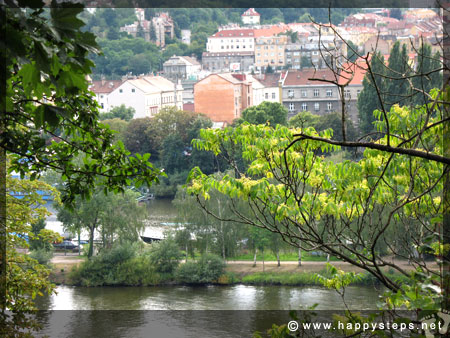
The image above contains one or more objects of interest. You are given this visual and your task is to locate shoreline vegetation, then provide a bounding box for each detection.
[49,254,409,288]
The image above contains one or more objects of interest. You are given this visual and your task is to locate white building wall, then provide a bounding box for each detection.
[207,37,255,53]
[108,82,147,118]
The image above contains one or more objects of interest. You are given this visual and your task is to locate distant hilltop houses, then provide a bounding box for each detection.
[93,8,442,128]
[120,9,175,47]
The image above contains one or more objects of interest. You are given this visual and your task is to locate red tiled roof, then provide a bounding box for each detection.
[259,73,281,87]
[284,68,336,86]
[242,8,260,16]
[338,61,367,86]
[210,29,255,39]
[90,80,123,94]
[254,25,289,37]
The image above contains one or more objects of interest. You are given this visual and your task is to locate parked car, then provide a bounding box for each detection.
[53,240,79,252]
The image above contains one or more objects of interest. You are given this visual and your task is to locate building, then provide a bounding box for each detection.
[89,79,123,112]
[364,35,392,54]
[285,36,346,70]
[248,73,282,106]
[338,62,367,126]
[194,73,252,124]
[152,12,174,47]
[108,76,183,119]
[201,51,255,72]
[281,68,339,118]
[206,28,255,53]
[254,35,288,71]
[181,30,191,44]
[241,8,260,25]
[119,8,151,42]
[163,55,201,80]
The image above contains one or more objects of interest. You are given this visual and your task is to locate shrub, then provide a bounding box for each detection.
[29,248,53,266]
[176,253,225,284]
[149,238,182,274]
[69,242,162,286]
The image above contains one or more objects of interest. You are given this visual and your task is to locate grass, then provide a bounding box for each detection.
[229,251,339,262]
[239,271,409,287]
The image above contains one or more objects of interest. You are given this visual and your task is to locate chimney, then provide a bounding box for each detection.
[101,75,105,86]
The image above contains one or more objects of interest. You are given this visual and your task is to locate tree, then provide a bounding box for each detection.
[265,65,274,73]
[4,167,61,335]
[149,238,182,274]
[101,118,129,144]
[122,118,158,158]
[385,41,411,110]
[357,52,386,135]
[2,3,163,206]
[300,55,311,69]
[346,40,358,63]
[241,102,288,126]
[57,187,146,257]
[187,92,448,314]
[99,105,135,121]
[2,4,163,332]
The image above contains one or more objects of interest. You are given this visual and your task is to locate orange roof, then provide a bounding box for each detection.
[338,61,367,86]
[253,25,288,37]
[284,68,336,86]
[90,80,123,94]
[242,8,260,16]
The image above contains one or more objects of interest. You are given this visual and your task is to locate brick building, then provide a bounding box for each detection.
[194,73,252,124]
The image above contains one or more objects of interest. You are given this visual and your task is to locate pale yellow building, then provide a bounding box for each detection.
[254,35,288,71]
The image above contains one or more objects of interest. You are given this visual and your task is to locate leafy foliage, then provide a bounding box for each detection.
[240,102,288,126]
[176,253,225,284]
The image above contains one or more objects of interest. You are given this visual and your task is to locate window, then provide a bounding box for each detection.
[301,90,307,98]
[131,88,135,93]
[312,51,319,55]
[313,89,319,97]
[265,93,269,99]
[288,89,294,98]
[100,95,104,99]
[344,90,351,98]
[314,102,319,111]
[326,89,333,97]
[119,89,123,93]
[257,53,261,56]
[301,103,308,111]
[357,90,361,97]
[272,92,276,99]
[327,102,333,111]
[100,103,104,109]
[289,103,295,111]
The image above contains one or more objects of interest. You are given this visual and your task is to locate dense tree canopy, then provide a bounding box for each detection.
[240,102,288,126]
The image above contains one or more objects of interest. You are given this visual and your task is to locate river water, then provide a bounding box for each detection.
[33,285,383,337]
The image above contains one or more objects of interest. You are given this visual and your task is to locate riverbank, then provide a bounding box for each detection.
[49,255,411,287]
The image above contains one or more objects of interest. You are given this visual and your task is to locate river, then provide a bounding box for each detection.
[33,284,383,337]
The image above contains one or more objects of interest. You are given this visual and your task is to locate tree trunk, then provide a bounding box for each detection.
[185,243,188,262]
[443,95,450,311]
[253,249,257,267]
[78,231,81,256]
[276,250,280,267]
[88,220,97,259]
[262,250,265,272]
[298,247,302,267]
[0,147,5,310]
[327,253,330,263]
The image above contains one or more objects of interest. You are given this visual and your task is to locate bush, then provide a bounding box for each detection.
[29,248,53,266]
[149,238,182,274]
[176,253,225,284]
[69,242,161,286]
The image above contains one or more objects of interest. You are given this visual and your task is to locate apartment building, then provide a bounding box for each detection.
[281,68,339,118]
[254,35,288,71]
[194,73,252,124]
